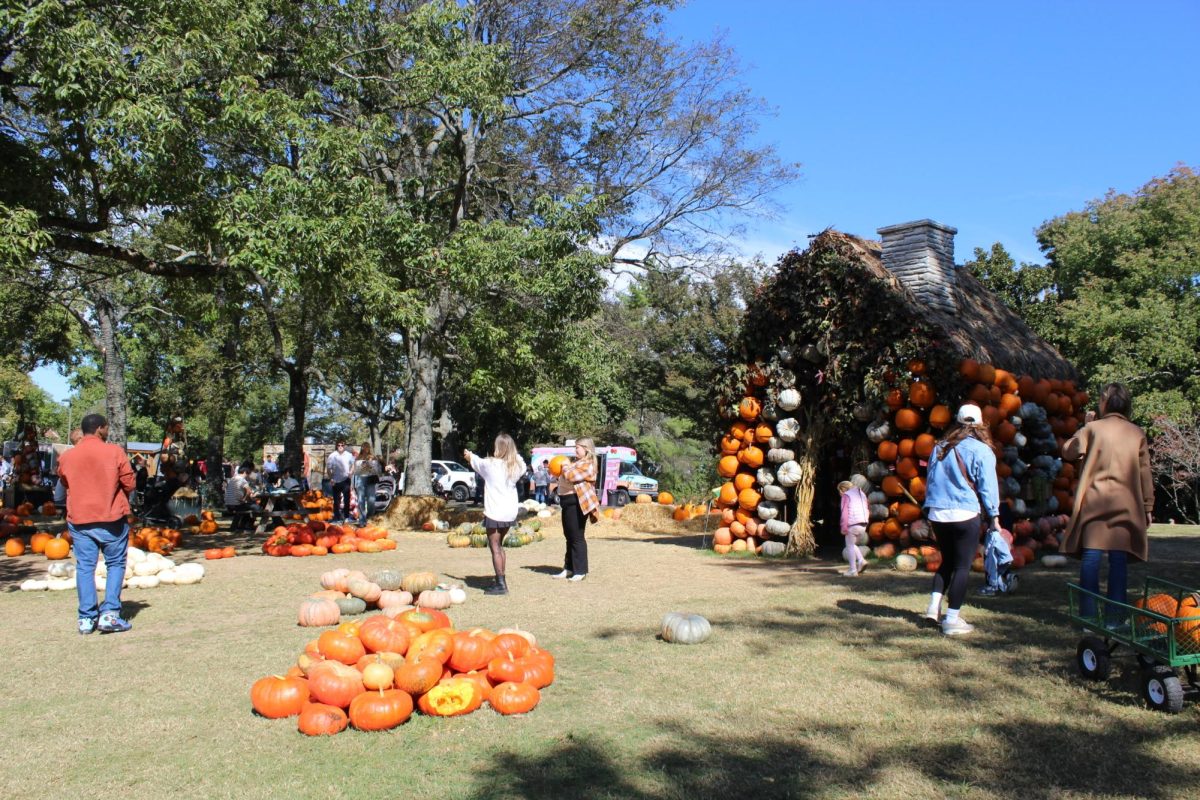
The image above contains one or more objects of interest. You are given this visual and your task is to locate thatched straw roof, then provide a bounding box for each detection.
[802,229,1076,380]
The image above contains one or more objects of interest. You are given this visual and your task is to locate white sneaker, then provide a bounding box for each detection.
[942,617,974,636]
[924,606,941,625]
[842,569,858,577]
[568,573,587,582]
[550,570,570,579]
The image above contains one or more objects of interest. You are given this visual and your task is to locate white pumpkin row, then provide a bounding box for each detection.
[20,560,205,591]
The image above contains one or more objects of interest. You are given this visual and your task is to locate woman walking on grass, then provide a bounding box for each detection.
[1061,383,1153,623]
[553,437,599,582]
[464,434,527,596]
[922,404,1002,636]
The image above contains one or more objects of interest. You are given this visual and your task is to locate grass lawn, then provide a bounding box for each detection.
[1,518,1198,799]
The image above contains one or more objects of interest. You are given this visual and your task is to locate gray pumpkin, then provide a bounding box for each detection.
[869,503,889,521]
[761,484,787,502]
[850,473,872,493]
[370,569,404,591]
[868,490,887,505]
[756,501,780,521]
[776,417,800,442]
[756,467,776,486]
[764,518,791,537]
[866,420,891,443]
[767,448,795,463]
[865,461,890,482]
[760,540,786,558]
[335,596,367,616]
[660,612,712,645]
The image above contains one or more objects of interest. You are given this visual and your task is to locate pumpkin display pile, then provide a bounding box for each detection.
[300,569,466,626]
[445,521,545,549]
[262,521,395,557]
[19,547,205,591]
[298,490,337,521]
[252,610,553,734]
[712,358,1081,563]
[5,530,72,560]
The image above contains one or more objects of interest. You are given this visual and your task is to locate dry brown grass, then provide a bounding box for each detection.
[1,517,1198,799]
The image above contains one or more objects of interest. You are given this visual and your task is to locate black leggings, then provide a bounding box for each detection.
[931,517,980,611]
[559,493,589,575]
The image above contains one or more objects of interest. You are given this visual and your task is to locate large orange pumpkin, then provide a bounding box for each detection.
[881,476,905,497]
[909,381,935,409]
[4,537,24,557]
[895,458,919,481]
[958,359,980,381]
[717,456,740,478]
[914,433,936,459]
[737,446,764,469]
[44,536,70,560]
[738,397,762,421]
[894,408,922,432]
[733,473,756,492]
[737,488,761,511]
[928,405,951,429]
[876,441,898,463]
[1134,594,1179,635]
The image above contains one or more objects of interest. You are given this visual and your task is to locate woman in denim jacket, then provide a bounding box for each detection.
[922,404,1001,636]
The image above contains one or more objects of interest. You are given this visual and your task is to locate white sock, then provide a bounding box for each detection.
[944,608,960,623]
[927,592,943,615]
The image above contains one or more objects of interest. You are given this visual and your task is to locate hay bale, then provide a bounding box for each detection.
[380,495,446,531]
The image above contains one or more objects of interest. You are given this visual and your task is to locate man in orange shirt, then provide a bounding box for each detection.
[57,414,137,634]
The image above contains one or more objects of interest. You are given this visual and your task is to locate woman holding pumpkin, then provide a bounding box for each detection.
[1061,383,1153,623]
[922,404,1001,636]
[553,438,599,582]
[464,434,527,596]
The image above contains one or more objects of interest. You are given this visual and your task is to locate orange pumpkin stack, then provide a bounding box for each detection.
[251,610,552,734]
[860,358,1082,567]
[262,521,395,557]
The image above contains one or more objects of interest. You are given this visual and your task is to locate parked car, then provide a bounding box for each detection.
[398,460,477,502]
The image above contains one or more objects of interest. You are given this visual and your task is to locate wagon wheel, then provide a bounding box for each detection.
[1076,636,1111,681]
[1142,666,1185,714]
[1135,652,1157,669]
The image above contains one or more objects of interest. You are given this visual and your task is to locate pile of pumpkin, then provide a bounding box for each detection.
[855,359,1083,561]
[182,510,220,535]
[298,490,337,522]
[5,529,71,559]
[300,568,466,624]
[19,547,205,590]
[710,373,804,555]
[262,521,396,557]
[252,610,553,734]
[129,526,185,555]
[446,521,545,549]
[1134,592,1200,653]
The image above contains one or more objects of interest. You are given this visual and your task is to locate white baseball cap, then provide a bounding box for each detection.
[957,404,983,424]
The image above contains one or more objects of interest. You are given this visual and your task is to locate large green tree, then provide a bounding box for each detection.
[1036,166,1200,423]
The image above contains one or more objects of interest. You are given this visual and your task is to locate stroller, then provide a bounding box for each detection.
[133,477,185,529]
[375,474,397,507]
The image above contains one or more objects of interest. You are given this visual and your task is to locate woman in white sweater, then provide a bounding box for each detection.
[464,434,526,596]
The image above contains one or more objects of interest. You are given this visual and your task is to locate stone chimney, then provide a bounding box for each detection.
[876,219,958,315]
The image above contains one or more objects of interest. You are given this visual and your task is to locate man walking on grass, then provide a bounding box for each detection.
[57,414,137,635]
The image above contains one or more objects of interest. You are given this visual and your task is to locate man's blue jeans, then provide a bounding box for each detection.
[71,520,130,620]
[1079,548,1128,619]
[534,486,548,504]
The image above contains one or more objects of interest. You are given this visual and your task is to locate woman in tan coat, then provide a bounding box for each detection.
[1061,383,1154,620]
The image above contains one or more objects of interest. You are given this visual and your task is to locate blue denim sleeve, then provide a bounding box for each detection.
[971,442,1001,518]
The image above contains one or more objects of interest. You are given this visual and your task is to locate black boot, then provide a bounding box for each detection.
[484,575,508,595]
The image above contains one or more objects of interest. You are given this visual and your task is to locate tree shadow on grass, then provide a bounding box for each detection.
[465,709,1200,800]
[0,554,51,590]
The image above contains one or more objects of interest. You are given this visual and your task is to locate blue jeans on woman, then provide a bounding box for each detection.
[355,477,376,526]
[1079,548,1128,620]
[71,520,130,620]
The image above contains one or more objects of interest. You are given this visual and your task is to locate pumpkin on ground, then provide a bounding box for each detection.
[4,537,25,557]
[401,571,439,595]
[417,678,484,717]
[657,492,674,505]
[660,612,712,644]
[251,675,310,718]
[349,689,413,731]
[306,661,366,708]
[298,598,341,628]
[297,702,349,736]
[490,681,541,715]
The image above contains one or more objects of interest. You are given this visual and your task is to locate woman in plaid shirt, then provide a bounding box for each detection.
[552,438,599,582]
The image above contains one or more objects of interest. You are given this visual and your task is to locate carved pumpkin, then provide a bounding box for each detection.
[417,678,483,717]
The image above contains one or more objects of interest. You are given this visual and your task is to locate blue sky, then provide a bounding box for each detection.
[31,0,1200,403]
[663,0,1200,263]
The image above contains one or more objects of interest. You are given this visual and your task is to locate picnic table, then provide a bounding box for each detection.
[250,489,313,535]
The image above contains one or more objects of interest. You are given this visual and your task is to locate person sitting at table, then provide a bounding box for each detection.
[224,464,255,532]
[279,468,301,492]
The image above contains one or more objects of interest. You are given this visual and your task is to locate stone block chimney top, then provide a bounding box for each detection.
[876,219,958,315]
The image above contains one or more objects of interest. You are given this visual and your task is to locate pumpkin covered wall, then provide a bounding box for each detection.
[710,224,1080,561]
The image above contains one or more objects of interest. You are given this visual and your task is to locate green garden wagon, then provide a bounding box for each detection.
[1068,577,1200,713]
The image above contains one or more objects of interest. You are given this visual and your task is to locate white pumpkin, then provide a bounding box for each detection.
[850,474,872,493]
[133,560,160,577]
[775,417,800,442]
[761,484,787,502]
[537,509,552,519]
[1041,554,1068,568]
[767,436,785,450]
[139,574,161,589]
[869,504,889,521]
[157,569,178,585]
[866,420,891,443]
[448,586,467,605]
[776,460,802,487]
[756,467,775,486]
[175,563,206,580]
[767,448,795,464]
[47,577,75,591]
[756,501,780,521]
[126,547,147,564]
[95,560,108,578]
[764,519,790,537]
[895,554,919,572]
[48,562,76,579]
[95,576,106,592]
[156,557,176,571]
[777,388,801,411]
[20,579,48,591]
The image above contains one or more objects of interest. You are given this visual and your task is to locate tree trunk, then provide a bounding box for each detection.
[786,416,826,558]
[95,294,128,447]
[281,362,310,474]
[204,327,242,500]
[402,334,440,495]
[438,406,458,460]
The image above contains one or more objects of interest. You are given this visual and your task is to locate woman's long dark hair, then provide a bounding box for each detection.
[935,422,994,461]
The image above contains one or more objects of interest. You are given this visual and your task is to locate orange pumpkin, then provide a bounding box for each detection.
[876,441,898,463]
[894,408,922,432]
[737,488,761,511]
[881,476,905,497]
[738,397,762,421]
[737,446,764,469]
[717,456,740,478]
[909,381,935,409]
[44,536,70,560]
[914,433,936,459]
[928,405,951,429]
[733,473,756,492]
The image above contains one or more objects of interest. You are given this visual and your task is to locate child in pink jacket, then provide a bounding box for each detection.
[838,480,869,576]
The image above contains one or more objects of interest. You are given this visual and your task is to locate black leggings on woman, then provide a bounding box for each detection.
[559,493,589,575]
[931,517,980,611]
